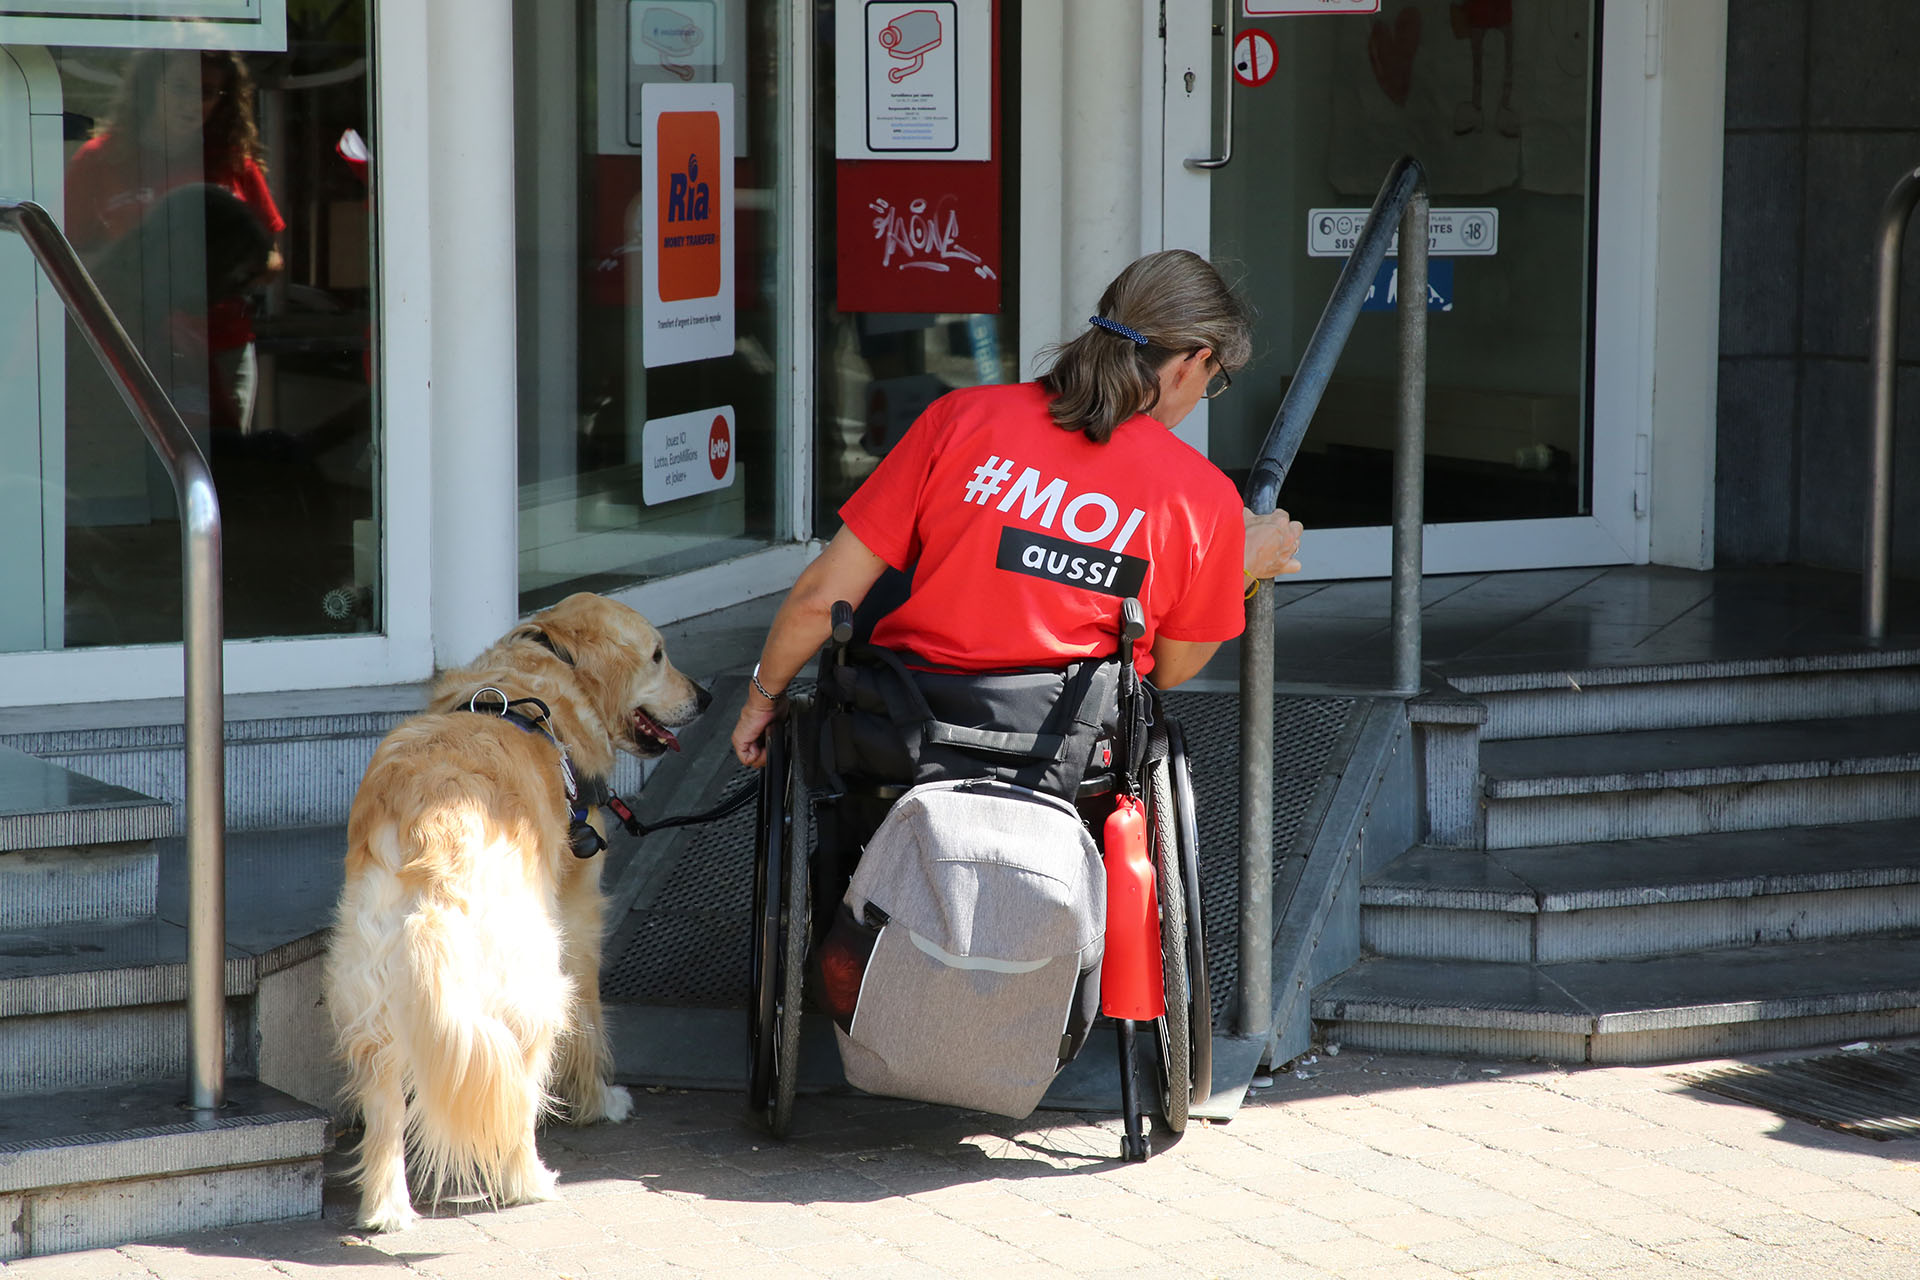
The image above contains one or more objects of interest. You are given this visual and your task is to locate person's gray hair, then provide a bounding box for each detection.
[1038,250,1253,444]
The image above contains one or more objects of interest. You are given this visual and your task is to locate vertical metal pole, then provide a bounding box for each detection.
[1865,168,1920,643]
[1236,584,1275,1038]
[184,468,227,1112]
[1391,192,1429,695]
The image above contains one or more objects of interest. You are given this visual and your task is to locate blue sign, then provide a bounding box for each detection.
[1360,257,1454,312]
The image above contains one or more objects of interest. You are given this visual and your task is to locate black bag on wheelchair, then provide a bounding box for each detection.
[804,643,1124,801]
[817,776,1105,1119]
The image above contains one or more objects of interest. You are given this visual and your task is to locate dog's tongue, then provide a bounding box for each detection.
[633,708,681,751]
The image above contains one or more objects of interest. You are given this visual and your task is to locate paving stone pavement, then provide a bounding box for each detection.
[12,1047,1920,1279]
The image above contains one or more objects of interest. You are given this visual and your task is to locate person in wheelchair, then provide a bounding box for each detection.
[730,250,1304,1152]
[732,249,1302,771]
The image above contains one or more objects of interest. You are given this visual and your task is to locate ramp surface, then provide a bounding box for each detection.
[603,688,1363,1109]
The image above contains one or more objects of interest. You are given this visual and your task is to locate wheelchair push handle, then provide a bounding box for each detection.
[1120,598,1145,646]
[831,601,855,646]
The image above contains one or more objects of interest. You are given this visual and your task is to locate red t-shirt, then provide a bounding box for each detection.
[64,136,285,351]
[840,382,1246,676]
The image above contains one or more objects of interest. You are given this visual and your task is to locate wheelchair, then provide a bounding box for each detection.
[747,600,1212,1160]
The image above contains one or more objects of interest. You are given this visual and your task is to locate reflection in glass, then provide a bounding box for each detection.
[0,14,381,653]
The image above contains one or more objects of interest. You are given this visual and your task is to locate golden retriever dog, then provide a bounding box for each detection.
[324,593,710,1232]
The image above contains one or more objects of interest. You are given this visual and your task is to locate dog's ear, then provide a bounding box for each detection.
[502,620,577,666]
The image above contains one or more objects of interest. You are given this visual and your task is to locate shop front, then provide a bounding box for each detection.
[0,0,1725,711]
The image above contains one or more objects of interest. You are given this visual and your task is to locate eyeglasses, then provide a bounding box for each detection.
[1202,363,1233,400]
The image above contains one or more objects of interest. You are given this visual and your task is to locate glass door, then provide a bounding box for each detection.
[1164,0,1648,577]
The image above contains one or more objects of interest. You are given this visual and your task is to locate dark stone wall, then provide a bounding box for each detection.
[1716,0,1920,570]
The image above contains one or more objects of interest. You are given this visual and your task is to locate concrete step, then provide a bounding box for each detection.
[1452,648,1920,741]
[1478,713,1920,848]
[0,745,169,929]
[0,686,421,832]
[1312,933,1920,1064]
[1364,819,1920,963]
[0,1078,328,1259]
[0,826,345,1098]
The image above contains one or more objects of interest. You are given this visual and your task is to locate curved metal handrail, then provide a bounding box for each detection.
[1865,166,1920,643]
[1234,157,1429,1039]
[0,198,228,1112]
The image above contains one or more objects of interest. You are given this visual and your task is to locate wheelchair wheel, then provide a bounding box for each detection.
[1167,721,1212,1109]
[747,706,809,1136]
[1145,745,1190,1135]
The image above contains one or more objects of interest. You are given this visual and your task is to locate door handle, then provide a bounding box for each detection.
[1185,0,1233,171]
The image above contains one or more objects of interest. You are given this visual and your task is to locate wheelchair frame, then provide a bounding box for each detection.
[745,608,1212,1161]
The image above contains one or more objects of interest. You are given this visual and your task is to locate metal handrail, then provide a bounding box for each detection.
[1865,165,1920,643]
[1,199,228,1112]
[1235,157,1428,1038]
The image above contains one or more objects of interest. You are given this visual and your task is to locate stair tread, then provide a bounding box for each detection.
[0,746,172,851]
[1316,934,1920,1033]
[1481,713,1920,797]
[0,1077,328,1193]
[0,826,345,1014]
[1368,818,1920,912]
[1447,647,1920,695]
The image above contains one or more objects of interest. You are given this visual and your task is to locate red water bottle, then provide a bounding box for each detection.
[1100,794,1164,1020]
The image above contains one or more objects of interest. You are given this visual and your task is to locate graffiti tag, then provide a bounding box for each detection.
[869,196,998,279]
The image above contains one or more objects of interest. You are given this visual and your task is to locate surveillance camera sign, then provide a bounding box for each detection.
[836,0,991,160]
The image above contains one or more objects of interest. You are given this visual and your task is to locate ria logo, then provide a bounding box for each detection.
[667,153,711,222]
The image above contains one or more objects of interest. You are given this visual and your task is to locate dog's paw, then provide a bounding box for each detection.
[501,1158,562,1206]
[357,1194,419,1234]
[600,1083,634,1125]
[569,1081,633,1125]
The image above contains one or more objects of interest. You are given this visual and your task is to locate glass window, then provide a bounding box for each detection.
[1207,0,1597,529]
[0,13,381,652]
[513,0,799,610]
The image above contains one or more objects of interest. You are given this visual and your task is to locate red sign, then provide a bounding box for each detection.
[1233,28,1278,87]
[835,161,1002,313]
[708,414,731,480]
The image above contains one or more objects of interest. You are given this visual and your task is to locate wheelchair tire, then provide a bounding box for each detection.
[769,711,810,1138]
[1167,721,1212,1109]
[1146,747,1191,1135]
[746,706,792,1121]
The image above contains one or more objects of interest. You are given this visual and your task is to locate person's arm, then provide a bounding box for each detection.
[730,527,891,768]
[1148,637,1220,690]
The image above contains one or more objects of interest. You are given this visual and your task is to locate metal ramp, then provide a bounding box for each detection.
[599,683,1367,1118]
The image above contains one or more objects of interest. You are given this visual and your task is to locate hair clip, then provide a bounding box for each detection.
[1089,315,1149,346]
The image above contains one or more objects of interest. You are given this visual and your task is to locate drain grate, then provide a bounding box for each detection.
[604,691,1359,1018]
[1679,1047,1920,1140]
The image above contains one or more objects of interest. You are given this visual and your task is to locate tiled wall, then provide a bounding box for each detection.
[1717,0,1920,570]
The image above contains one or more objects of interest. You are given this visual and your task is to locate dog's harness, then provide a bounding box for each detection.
[459,627,751,852]
[461,687,627,859]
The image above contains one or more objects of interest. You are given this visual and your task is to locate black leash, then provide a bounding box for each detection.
[457,684,757,853]
[603,779,757,839]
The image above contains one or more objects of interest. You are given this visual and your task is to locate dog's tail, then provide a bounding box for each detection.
[398,901,574,1204]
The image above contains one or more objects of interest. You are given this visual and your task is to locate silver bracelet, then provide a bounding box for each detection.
[750,663,785,702]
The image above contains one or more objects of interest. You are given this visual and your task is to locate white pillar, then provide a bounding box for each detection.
[426,0,520,664]
[1059,0,1146,327]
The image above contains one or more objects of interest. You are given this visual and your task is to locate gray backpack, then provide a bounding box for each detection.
[826,777,1106,1118]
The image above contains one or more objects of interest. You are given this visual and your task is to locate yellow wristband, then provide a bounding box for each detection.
[1244,571,1260,600]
